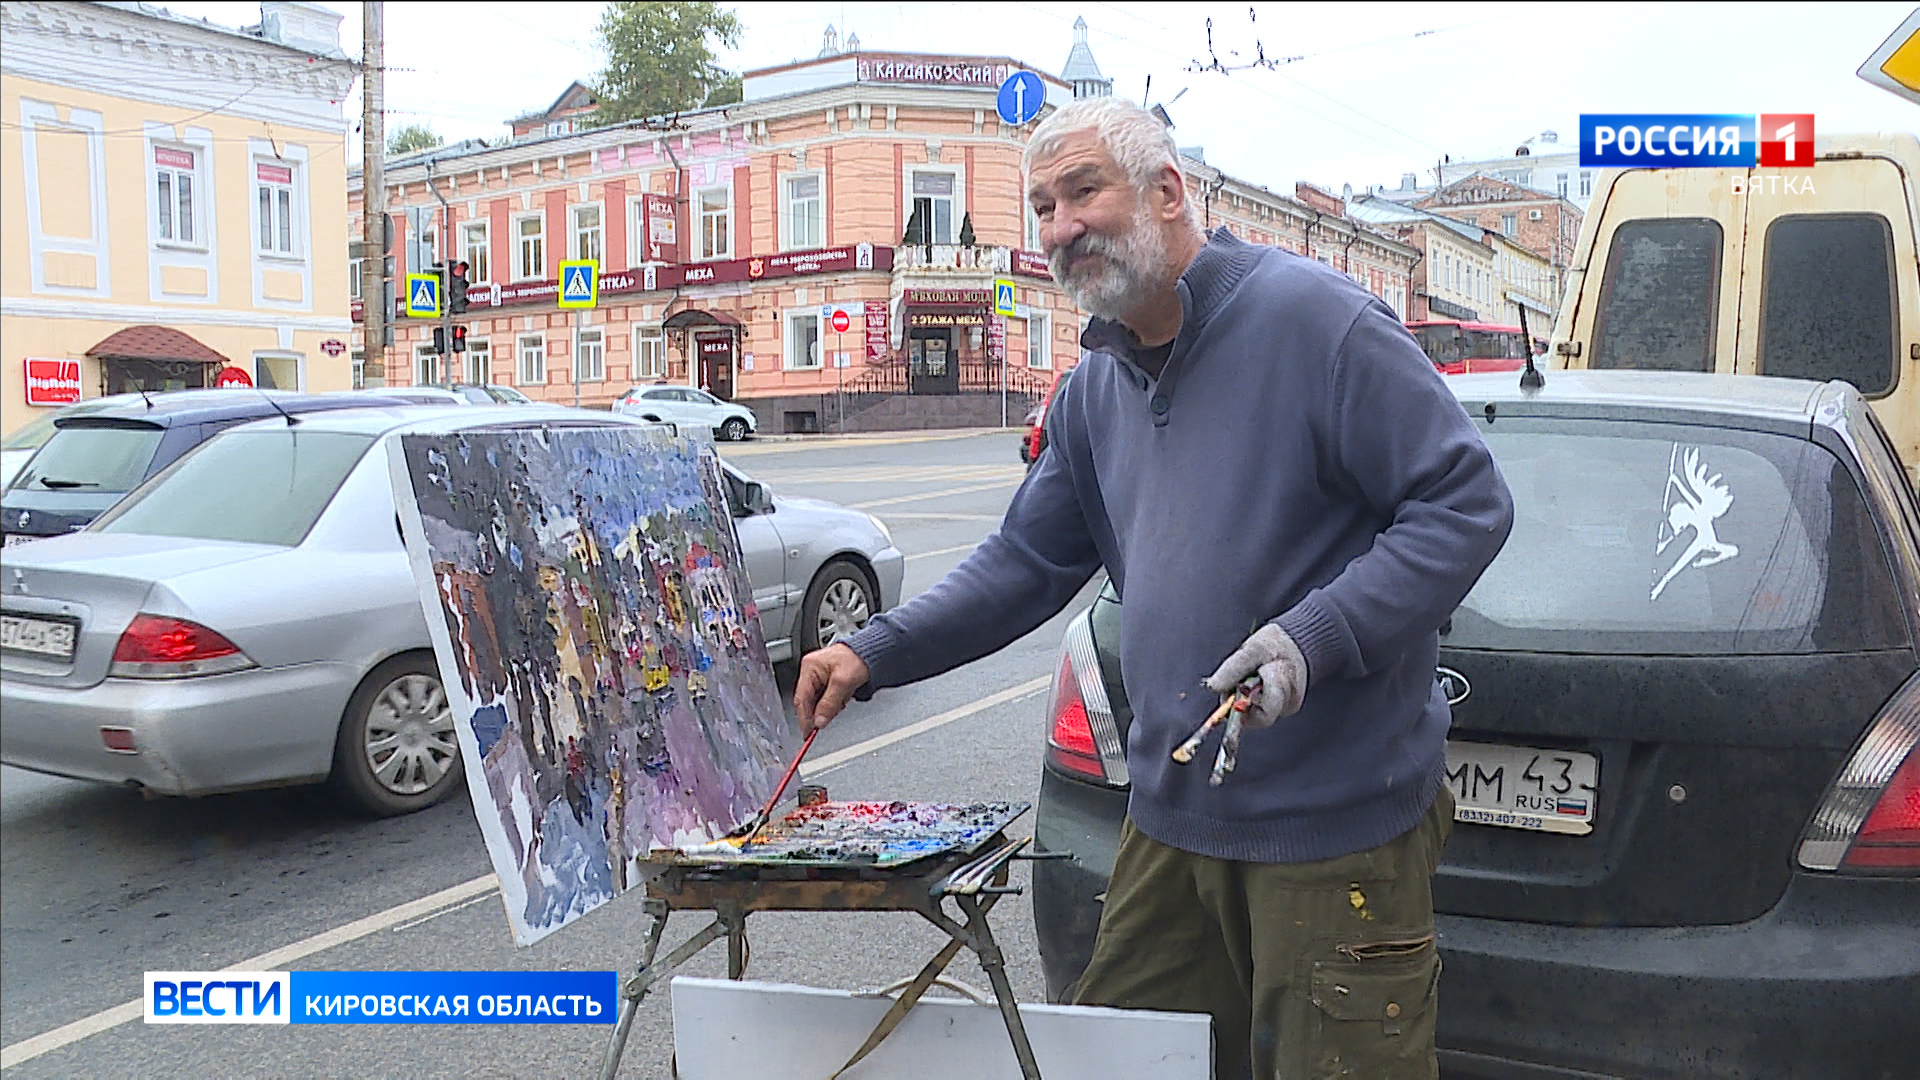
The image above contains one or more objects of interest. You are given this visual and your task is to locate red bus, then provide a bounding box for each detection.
[1404,319,1532,375]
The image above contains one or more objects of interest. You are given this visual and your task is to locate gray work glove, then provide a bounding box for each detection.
[1203,624,1309,729]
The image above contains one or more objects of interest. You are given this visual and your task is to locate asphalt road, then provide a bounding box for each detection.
[0,428,1103,1079]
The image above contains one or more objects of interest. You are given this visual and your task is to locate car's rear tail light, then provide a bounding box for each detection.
[1799,672,1920,873]
[1044,612,1128,787]
[99,727,137,754]
[110,614,255,679]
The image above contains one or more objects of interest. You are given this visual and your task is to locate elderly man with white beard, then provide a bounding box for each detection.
[794,97,1513,1079]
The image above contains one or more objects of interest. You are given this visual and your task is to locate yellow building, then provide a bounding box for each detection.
[1,1,358,434]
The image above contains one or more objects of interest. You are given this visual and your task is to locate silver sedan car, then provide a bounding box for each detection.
[0,406,903,816]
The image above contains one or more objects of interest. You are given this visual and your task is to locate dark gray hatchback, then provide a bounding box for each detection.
[1031,371,1920,1079]
[2,390,404,545]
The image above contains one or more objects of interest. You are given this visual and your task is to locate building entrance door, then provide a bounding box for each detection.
[694,332,736,401]
[909,329,957,394]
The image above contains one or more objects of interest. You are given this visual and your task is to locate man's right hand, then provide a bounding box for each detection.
[794,643,871,734]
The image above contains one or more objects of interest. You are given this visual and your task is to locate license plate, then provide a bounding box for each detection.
[3,534,38,548]
[1444,741,1599,835]
[0,613,77,661]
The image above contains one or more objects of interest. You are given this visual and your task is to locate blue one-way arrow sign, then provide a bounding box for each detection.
[996,71,1045,127]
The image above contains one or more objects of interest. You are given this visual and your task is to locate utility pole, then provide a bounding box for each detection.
[359,1,388,386]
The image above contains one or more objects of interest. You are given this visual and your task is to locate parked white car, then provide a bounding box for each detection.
[615,385,758,441]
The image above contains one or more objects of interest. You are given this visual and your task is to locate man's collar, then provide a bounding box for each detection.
[1079,228,1260,357]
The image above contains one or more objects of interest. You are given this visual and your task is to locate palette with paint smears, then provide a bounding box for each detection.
[660,800,1029,868]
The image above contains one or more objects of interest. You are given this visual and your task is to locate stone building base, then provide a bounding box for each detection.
[744,391,1039,435]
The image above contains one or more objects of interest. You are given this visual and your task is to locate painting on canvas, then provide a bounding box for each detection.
[390,425,793,945]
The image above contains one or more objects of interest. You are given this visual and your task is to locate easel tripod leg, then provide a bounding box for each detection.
[957,895,1042,1080]
[601,906,733,1080]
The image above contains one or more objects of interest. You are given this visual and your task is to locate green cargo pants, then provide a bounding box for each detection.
[1072,787,1454,1080]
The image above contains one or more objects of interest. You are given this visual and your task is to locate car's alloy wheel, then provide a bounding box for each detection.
[799,560,875,653]
[721,417,749,441]
[330,653,464,817]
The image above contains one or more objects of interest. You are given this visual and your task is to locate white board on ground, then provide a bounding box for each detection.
[671,976,1212,1079]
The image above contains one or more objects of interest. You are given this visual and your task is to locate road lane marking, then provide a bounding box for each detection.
[801,676,1051,778]
[0,674,1051,1067]
[850,479,1022,509]
[880,512,1002,522]
[0,874,499,1069]
[388,889,500,934]
[905,543,979,562]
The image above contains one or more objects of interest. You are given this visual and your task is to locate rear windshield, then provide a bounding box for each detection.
[8,423,164,494]
[1758,214,1898,397]
[1589,218,1722,373]
[1451,419,1907,654]
[94,430,374,546]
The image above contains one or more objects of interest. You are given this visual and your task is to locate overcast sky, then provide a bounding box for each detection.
[162,1,1917,192]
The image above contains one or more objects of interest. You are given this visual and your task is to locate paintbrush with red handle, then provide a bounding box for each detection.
[731,728,819,843]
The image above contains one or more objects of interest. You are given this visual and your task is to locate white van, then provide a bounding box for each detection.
[1550,133,1920,481]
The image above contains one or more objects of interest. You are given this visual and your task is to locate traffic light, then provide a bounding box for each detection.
[451,325,467,354]
[430,326,446,354]
[448,260,470,315]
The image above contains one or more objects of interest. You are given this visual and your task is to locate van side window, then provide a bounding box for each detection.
[1589,218,1723,373]
[1759,214,1898,397]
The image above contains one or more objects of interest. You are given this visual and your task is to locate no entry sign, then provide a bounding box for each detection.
[830,309,852,333]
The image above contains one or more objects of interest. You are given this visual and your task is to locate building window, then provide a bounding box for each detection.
[515,214,544,281]
[571,204,602,264]
[697,186,731,260]
[1025,204,1041,250]
[545,120,571,137]
[415,346,440,387]
[351,350,364,389]
[910,171,956,244]
[1026,312,1051,370]
[786,311,821,370]
[255,162,297,256]
[517,333,546,385]
[1501,214,1517,236]
[1557,173,1570,199]
[785,173,822,250]
[255,353,301,390]
[574,327,605,382]
[153,145,198,245]
[461,221,490,283]
[465,337,489,384]
[349,258,362,300]
[1579,171,1593,198]
[634,327,665,380]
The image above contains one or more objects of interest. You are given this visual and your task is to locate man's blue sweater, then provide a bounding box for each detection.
[843,230,1514,863]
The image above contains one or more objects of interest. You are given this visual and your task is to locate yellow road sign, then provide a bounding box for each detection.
[1859,9,1920,105]
[405,273,441,318]
[993,278,1017,317]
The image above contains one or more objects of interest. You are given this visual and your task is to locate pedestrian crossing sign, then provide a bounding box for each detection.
[405,273,441,318]
[993,278,1017,317]
[558,260,599,309]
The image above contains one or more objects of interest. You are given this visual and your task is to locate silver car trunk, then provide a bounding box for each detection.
[0,535,280,689]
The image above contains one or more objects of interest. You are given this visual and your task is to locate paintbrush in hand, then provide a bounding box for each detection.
[728,728,820,844]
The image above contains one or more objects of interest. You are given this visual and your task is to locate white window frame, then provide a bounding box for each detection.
[414,345,441,387]
[784,310,822,370]
[1025,204,1042,251]
[253,350,304,391]
[906,167,960,245]
[1578,171,1593,198]
[464,336,490,384]
[1026,312,1052,370]
[627,194,648,266]
[516,332,546,386]
[351,350,365,389]
[695,185,732,260]
[349,257,362,300]
[151,143,202,249]
[1500,213,1517,236]
[574,326,605,383]
[460,220,490,284]
[570,203,603,265]
[783,172,823,251]
[633,325,666,380]
[514,212,544,282]
[254,160,300,259]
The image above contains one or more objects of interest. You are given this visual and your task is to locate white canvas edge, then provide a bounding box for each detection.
[384,431,550,948]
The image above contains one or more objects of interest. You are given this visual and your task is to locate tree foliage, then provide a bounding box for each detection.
[387,124,442,155]
[592,2,743,124]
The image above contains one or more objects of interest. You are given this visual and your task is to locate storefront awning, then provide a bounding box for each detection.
[662,309,742,330]
[85,325,229,365]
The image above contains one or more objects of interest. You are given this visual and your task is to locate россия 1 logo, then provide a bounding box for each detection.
[1580,114,1815,168]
